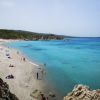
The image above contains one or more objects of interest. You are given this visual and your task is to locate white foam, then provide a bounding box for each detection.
[29,61,39,67]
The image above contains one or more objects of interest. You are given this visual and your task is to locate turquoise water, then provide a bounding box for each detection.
[8,38,100,98]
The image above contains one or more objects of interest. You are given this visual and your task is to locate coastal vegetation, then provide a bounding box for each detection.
[0,29,65,40]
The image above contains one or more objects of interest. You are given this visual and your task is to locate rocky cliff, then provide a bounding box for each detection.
[64,84,100,100]
[0,78,19,100]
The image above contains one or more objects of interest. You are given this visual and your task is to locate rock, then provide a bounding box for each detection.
[0,78,19,100]
[64,84,100,100]
[30,89,42,99]
[49,92,56,97]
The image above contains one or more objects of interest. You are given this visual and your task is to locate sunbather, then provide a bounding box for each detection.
[9,64,14,67]
[5,75,14,79]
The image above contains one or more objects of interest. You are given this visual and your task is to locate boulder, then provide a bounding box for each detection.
[64,84,100,100]
[49,92,56,97]
[0,78,19,100]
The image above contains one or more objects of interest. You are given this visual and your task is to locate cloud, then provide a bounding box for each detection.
[0,0,15,7]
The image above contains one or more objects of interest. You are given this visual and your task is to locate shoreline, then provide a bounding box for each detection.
[0,39,59,100]
[0,45,41,100]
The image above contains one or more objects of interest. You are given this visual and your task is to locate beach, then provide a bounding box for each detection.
[0,39,49,100]
[0,38,100,100]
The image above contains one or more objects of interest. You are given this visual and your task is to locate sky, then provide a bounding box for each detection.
[0,0,100,37]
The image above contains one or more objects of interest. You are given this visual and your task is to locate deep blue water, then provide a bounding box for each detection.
[8,38,100,98]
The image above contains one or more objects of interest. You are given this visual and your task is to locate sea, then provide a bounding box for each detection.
[7,37,100,99]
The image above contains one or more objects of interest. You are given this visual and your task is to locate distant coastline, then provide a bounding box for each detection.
[0,29,100,41]
[0,29,65,40]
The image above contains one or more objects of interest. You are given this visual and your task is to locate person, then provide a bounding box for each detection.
[37,72,39,79]
[44,63,46,66]
[23,57,26,61]
[17,51,19,54]
[9,64,14,67]
[5,74,14,79]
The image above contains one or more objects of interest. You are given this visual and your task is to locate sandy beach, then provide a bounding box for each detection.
[0,39,49,100]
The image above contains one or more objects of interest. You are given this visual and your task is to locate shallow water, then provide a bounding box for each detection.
[8,38,100,99]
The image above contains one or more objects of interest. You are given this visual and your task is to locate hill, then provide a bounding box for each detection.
[0,29,65,40]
